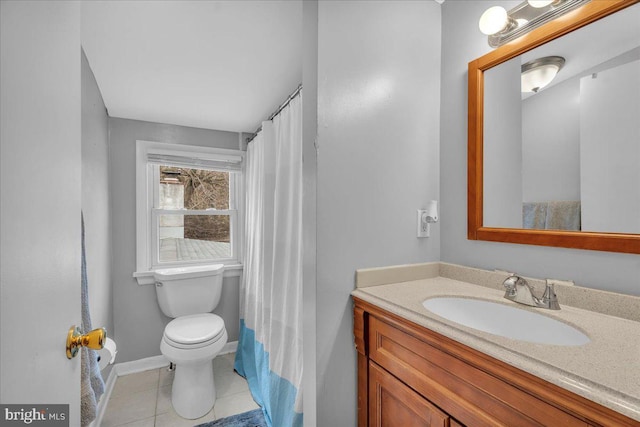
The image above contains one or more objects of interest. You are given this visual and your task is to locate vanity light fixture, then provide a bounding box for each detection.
[479,0,589,47]
[521,56,565,93]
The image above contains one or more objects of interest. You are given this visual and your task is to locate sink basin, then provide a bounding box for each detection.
[422,297,590,346]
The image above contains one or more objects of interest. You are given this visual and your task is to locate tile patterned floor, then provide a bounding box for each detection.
[102,353,259,427]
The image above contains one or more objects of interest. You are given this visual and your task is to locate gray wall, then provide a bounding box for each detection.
[522,78,580,203]
[82,49,114,341]
[302,0,318,425]
[108,117,243,362]
[440,0,640,296]
[580,60,640,234]
[316,2,442,425]
[483,56,522,228]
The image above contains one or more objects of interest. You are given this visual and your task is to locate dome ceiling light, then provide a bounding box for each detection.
[521,56,566,93]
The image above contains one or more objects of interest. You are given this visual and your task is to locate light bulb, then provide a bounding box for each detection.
[528,0,554,8]
[479,6,509,36]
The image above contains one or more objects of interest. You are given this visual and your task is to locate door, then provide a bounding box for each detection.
[1,1,81,425]
[369,362,449,427]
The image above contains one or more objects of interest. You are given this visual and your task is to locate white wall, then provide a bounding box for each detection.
[522,78,581,203]
[108,117,244,362]
[316,1,441,425]
[440,0,640,296]
[580,60,640,234]
[82,49,114,342]
[1,1,81,423]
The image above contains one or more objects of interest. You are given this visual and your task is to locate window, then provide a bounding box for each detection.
[135,140,243,281]
[155,165,234,264]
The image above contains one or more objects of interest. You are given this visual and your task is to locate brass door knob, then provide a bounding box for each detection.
[66,326,106,359]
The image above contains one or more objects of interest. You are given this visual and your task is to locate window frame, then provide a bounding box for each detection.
[135,140,244,284]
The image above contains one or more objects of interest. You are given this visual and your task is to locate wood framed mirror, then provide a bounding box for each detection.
[468,0,640,254]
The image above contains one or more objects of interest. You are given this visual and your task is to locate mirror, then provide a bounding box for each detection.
[468,0,640,254]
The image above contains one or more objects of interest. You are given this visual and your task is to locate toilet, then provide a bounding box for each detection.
[153,264,228,419]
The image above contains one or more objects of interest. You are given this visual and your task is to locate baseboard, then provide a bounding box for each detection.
[220,340,238,355]
[115,354,170,377]
[109,343,237,376]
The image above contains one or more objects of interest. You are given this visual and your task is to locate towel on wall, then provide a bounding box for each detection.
[81,214,105,427]
[523,202,548,229]
[545,201,581,231]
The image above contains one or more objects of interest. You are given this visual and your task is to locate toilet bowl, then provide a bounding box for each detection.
[153,264,227,420]
[161,313,228,419]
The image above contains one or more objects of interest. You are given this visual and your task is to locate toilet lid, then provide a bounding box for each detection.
[164,313,225,346]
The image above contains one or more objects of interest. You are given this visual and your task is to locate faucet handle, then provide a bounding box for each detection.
[503,274,518,288]
[542,280,561,310]
[503,274,520,296]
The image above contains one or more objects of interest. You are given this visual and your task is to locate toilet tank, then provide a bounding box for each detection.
[153,264,225,318]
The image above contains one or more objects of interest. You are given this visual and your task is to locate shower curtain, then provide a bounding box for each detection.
[235,93,303,427]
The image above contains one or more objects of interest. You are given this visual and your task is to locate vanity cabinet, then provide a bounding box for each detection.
[354,298,639,427]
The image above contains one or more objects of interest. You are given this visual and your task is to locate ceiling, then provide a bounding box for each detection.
[81,1,302,133]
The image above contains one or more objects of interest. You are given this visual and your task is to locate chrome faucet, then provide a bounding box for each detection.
[502,275,560,310]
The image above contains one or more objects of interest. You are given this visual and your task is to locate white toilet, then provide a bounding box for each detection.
[153,264,228,420]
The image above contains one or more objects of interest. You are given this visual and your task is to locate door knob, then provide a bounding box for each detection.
[66,326,106,359]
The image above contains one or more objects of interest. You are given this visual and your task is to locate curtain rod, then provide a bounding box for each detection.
[246,83,302,144]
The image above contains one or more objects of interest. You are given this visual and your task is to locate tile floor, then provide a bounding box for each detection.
[101,352,259,427]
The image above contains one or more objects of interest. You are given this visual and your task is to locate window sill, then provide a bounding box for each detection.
[133,263,243,286]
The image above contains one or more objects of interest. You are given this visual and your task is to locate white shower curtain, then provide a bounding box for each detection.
[235,93,303,427]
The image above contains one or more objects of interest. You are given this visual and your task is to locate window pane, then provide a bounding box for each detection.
[158,214,231,262]
[159,166,229,210]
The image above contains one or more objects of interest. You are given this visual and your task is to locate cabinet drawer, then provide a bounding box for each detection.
[369,314,589,427]
[369,361,449,427]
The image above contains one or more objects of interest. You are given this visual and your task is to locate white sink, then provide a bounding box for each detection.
[422,297,590,346]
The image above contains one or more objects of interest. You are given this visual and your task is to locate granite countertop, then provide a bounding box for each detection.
[351,263,640,422]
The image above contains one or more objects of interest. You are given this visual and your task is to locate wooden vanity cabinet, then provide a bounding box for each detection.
[354,297,640,427]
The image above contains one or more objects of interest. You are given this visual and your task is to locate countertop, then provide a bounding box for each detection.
[351,263,640,422]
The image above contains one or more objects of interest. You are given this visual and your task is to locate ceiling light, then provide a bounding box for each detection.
[521,56,565,93]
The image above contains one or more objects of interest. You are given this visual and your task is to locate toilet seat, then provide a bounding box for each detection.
[163,313,226,350]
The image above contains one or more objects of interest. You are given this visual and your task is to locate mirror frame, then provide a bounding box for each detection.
[468,0,640,254]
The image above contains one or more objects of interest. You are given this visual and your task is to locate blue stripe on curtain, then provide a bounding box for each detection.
[235,320,303,427]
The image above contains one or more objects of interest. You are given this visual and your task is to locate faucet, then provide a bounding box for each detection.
[502,275,560,310]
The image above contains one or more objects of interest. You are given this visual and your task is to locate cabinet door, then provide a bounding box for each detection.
[369,361,449,427]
